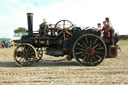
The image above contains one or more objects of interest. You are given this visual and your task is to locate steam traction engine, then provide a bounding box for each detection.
[14,13,119,66]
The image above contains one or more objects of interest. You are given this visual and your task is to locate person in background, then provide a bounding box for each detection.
[1,41,5,48]
[97,23,102,31]
[11,41,14,46]
[97,23,102,36]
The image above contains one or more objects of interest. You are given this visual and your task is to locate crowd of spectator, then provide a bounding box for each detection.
[0,41,18,48]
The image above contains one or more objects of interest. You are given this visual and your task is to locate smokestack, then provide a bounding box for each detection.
[27,13,33,36]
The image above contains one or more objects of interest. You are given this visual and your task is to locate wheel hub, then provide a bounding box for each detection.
[85,47,95,55]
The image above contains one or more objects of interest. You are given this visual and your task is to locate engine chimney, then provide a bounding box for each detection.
[27,13,33,36]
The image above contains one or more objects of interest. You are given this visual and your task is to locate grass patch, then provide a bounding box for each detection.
[117,40,128,46]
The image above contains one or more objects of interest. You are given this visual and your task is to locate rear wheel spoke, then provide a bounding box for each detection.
[85,37,89,45]
[95,47,104,50]
[75,51,84,55]
[92,38,98,46]
[76,42,85,48]
[93,44,99,49]
[80,53,86,58]
[91,55,97,63]
[86,55,89,63]
[75,47,85,51]
[89,37,92,47]
[90,56,94,65]
[95,54,102,60]
[95,51,104,54]
[83,55,87,62]
[81,39,88,48]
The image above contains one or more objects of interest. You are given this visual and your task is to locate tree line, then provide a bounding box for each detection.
[119,35,128,40]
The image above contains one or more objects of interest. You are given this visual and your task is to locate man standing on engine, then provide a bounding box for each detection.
[105,17,114,45]
[39,18,48,38]
[102,17,114,45]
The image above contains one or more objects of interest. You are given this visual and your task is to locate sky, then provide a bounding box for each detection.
[0,0,128,39]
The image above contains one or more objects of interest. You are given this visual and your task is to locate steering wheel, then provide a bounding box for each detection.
[54,20,74,40]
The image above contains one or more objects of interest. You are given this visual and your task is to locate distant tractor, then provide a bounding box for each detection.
[13,13,119,66]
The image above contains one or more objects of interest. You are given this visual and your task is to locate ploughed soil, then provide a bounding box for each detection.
[0,43,128,85]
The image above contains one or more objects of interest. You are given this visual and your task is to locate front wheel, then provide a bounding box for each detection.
[14,43,37,67]
[73,34,107,66]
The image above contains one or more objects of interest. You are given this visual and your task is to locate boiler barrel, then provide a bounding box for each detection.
[27,13,33,36]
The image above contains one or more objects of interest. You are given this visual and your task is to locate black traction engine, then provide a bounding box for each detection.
[13,13,119,66]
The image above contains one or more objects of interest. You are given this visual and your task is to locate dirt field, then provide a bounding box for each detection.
[0,40,128,85]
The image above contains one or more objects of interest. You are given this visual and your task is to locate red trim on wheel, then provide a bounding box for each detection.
[85,47,95,55]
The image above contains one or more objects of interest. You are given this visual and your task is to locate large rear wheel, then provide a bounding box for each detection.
[14,43,37,67]
[73,34,107,66]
